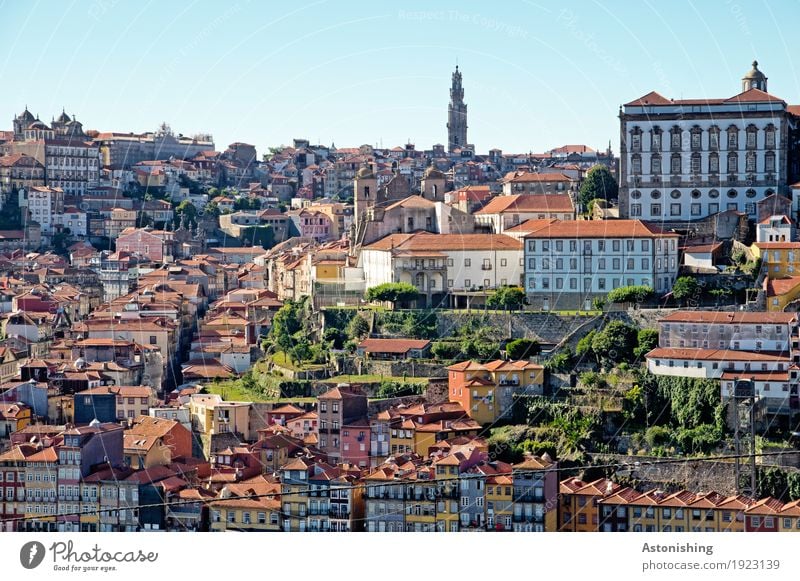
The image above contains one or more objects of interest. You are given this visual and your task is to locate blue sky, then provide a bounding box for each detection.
[1,0,798,156]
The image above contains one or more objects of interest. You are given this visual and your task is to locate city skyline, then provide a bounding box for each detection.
[2,1,799,155]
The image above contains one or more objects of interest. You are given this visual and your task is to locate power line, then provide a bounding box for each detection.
[2,448,794,526]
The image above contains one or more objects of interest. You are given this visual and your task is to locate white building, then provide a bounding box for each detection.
[56,207,88,237]
[756,215,794,243]
[359,232,523,308]
[657,311,798,352]
[24,185,64,235]
[522,219,680,310]
[619,61,797,222]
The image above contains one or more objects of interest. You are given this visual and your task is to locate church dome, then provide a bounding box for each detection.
[17,108,35,122]
[28,119,49,130]
[743,60,766,81]
[56,110,71,124]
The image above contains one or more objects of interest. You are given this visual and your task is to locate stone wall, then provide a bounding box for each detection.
[436,311,598,345]
[363,359,446,379]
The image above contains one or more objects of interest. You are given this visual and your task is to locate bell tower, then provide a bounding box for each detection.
[742,60,767,92]
[447,66,468,153]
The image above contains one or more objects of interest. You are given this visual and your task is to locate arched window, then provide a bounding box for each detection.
[765,151,776,173]
[765,124,776,149]
[708,125,720,149]
[727,152,738,173]
[650,154,661,175]
[691,152,701,174]
[745,152,756,173]
[670,153,681,174]
[727,126,739,149]
[708,152,719,173]
[690,126,702,150]
[631,154,642,174]
[650,127,662,151]
[746,125,758,149]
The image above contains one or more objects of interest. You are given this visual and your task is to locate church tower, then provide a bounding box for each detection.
[742,60,767,92]
[447,66,468,153]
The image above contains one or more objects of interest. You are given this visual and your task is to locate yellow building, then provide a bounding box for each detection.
[404,467,438,532]
[189,394,252,440]
[433,455,461,532]
[448,360,545,425]
[754,242,800,278]
[778,501,800,531]
[0,402,31,436]
[483,464,514,531]
[389,418,415,455]
[764,276,800,312]
[209,478,281,532]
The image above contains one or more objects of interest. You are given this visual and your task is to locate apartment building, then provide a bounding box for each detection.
[523,220,680,310]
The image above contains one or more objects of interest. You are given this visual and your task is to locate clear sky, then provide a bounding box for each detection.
[1,0,798,156]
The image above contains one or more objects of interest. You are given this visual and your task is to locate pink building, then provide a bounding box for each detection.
[116,227,173,263]
[340,418,370,468]
[289,209,333,242]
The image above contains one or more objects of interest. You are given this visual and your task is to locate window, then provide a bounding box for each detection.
[464,258,471,267]
[630,204,642,216]
[149,335,157,345]
[631,132,641,151]
[745,152,756,173]
[691,153,701,173]
[709,152,719,173]
[670,129,681,150]
[728,153,738,173]
[652,131,662,151]
[670,203,681,216]
[766,127,776,148]
[727,127,738,149]
[650,204,661,216]
[691,129,701,150]
[765,151,776,172]
[631,155,641,174]
[650,156,661,174]
[709,127,720,149]
[670,154,681,174]
[746,126,757,149]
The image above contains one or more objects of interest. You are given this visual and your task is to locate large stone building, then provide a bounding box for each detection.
[7,109,100,196]
[94,123,214,171]
[619,62,800,222]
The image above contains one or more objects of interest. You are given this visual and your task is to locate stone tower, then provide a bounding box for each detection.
[742,60,767,92]
[421,165,447,202]
[353,163,377,228]
[447,66,467,152]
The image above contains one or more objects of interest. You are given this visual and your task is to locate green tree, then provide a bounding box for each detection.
[365,282,419,307]
[431,341,463,360]
[269,297,309,354]
[347,314,370,341]
[578,164,619,210]
[202,201,220,217]
[633,328,659,359]
[240,225,275,249]
[486,286,526,310]
[545,348,574,372]
[173,199,198,228]
[607,285,654,304]
[590,321,638,367]
[672,276,700,305]
[505,338,541,359]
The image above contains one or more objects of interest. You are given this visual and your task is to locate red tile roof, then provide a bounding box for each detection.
[659,311,798,324]
[522,220,677,239]
[476,194,574,215]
